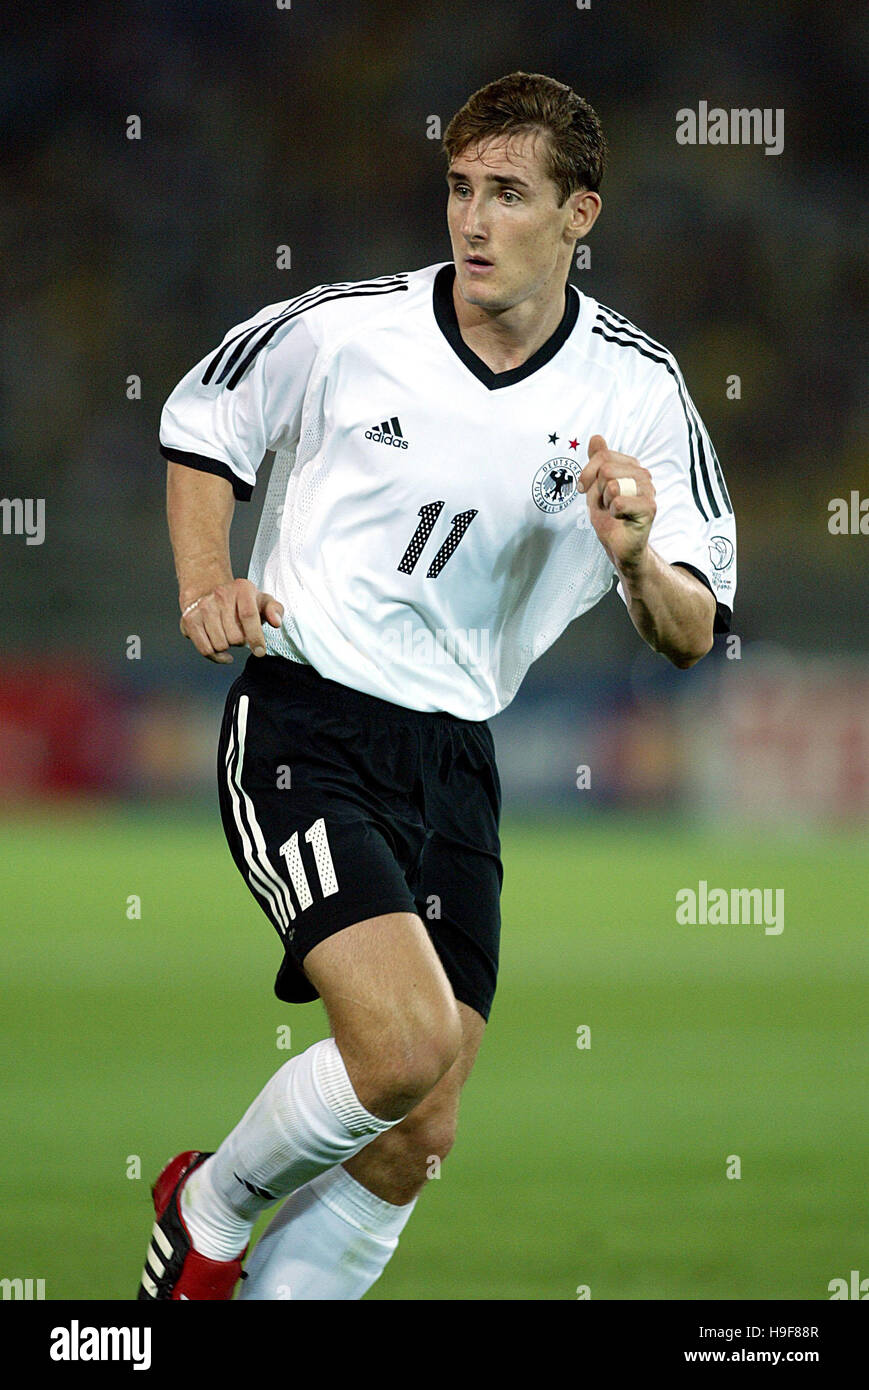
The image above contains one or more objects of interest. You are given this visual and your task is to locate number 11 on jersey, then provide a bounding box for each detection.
[397,501,478,578]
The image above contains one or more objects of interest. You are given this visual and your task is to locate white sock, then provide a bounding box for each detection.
[181,1038,397,1262]
[238,1164,417,1300]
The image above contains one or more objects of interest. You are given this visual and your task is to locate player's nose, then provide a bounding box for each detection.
[460,198,487,240]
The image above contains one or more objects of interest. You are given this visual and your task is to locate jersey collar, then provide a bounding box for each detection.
[433,263,579,390]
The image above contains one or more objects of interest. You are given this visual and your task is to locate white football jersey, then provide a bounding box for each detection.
[160,262,736,719]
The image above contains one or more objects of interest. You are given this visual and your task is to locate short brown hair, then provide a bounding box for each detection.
[443,71,607,204]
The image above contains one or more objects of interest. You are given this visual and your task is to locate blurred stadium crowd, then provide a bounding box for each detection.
[1,1,866,815]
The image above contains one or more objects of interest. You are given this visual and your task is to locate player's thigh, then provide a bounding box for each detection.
[303,911,463,1106]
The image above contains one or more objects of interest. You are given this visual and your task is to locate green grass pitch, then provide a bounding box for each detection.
[1,806,866,1300]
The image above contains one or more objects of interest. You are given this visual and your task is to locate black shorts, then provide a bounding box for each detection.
[216,655,503,1021]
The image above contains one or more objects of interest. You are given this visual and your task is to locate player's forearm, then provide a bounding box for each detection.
[166,463,236,609]
[616,547,715,668]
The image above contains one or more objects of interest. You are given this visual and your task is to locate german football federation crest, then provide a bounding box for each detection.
[531,458,581,514]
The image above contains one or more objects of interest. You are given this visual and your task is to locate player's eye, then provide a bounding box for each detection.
[500,189,520,204]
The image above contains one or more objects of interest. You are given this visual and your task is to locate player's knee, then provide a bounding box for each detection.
[389,1006,464,1112]
[405,1012,463,1103]
[363,1002,462,1120]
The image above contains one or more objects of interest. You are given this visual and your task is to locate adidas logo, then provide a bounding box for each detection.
[365,416,409,449]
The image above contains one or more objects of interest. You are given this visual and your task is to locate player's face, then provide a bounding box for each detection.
[446,129,587,313]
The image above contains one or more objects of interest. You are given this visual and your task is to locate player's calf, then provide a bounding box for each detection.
[344,1093,460,1205]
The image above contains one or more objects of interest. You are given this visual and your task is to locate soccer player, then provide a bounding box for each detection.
[138,71,735,1301]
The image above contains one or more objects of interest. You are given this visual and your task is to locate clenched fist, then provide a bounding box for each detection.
[579,434,656,571]
[180,577,284,664]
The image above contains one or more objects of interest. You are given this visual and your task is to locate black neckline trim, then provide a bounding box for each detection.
[432,263,579,390]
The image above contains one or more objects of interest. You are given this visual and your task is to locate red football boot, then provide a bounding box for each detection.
[137,1150,247,1300]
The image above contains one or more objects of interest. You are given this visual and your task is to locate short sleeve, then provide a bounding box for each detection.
[617,371,736,632]
[159,302,320,501]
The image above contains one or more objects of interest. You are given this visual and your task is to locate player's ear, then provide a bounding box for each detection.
[567,189,601,238]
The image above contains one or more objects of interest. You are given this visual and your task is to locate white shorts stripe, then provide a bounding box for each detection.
[234,696,297,926]
[226,695,297,932]
[224,722,289,933]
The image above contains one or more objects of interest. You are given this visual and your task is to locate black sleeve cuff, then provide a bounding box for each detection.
[672,561,732,634]
[159,446,253,502]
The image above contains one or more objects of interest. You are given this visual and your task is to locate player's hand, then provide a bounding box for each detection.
[579,434,656,571]
[179,578,284,664]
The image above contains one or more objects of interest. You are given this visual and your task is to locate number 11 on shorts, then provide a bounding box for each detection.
[279,817,340,919]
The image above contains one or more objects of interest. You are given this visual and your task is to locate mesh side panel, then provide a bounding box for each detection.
[248,448,303,661]
[248,395,327,662]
